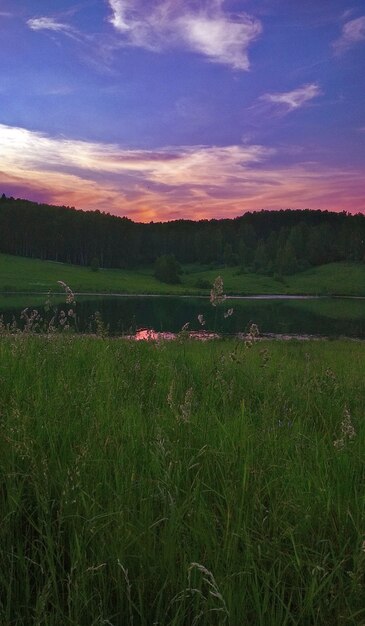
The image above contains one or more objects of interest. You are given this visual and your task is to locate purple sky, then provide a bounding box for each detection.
[0,0,364,221]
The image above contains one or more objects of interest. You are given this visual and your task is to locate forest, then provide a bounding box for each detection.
[0,194,364,276]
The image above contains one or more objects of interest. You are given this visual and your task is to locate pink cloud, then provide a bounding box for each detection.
[0,124,364,221]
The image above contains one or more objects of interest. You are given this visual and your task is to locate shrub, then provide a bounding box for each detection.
[154,255,181,284]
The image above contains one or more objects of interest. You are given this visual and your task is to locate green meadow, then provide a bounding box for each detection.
[1,253,365,296]
[1,335,364,625]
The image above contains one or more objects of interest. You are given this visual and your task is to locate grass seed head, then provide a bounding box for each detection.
[167,381,175,411]
[245,323,259,347]
[57,280,76,304]
[334,406,356,449]
[179,387,193,423]
[341,406,356,439]
[210,276,226,307]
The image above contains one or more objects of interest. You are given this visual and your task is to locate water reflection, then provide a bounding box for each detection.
[130,328,220,341]
[0,295,364,338]
[76,296,364,338]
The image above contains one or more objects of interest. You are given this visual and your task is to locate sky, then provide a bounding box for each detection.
[0,0,364,222]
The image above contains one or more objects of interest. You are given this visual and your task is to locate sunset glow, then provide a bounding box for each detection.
[0,1,364,220]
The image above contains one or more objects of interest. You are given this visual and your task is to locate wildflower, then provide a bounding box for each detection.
[210,276,226,307]
[181,322,190,332]
[197,314,206,326]
[224,308,234,318]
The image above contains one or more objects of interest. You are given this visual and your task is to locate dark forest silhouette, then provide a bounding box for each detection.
[0,194,364,276]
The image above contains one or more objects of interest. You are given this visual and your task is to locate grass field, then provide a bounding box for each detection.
[1,253,365,296]
[1,335,364,625]
[185,263,365,296]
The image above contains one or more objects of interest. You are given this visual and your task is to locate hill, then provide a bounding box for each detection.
[0,253,364,296]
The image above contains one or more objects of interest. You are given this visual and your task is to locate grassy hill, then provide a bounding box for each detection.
[0,253,364,296]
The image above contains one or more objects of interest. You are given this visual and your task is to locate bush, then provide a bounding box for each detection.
[154,255,181,284]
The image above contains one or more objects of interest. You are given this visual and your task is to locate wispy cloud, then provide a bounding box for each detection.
[260,83,322,113]
[0,124,363,221]
[333,16,365,55]
[40,86,75,96]
[26,14,117,73]
[107,0,262,70]
[27,17,72,33]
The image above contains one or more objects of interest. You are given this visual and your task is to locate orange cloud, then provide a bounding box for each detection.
[0,124,364,221]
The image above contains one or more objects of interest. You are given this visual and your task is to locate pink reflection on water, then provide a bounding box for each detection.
[128,328,220,341]
[134,328,175,341]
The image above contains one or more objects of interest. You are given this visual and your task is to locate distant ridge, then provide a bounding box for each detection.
[0,194,364,273]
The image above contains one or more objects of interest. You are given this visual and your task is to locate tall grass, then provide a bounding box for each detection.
[0,336,364,625]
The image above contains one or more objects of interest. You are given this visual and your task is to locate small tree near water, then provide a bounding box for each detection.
[154,255,181,284]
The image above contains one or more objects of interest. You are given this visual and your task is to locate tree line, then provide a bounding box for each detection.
[0,194,364,276]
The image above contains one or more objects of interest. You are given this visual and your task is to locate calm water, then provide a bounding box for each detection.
[0,294,364,338]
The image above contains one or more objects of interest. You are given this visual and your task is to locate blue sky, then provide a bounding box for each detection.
[0,0,364,220]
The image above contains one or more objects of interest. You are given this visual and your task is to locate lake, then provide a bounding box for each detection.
[0,294,364,338]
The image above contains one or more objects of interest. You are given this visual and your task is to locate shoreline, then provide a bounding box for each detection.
[0,290,364,300]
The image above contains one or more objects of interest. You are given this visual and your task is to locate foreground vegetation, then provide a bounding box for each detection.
[1,252,365,296]
[1,336,364,625]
